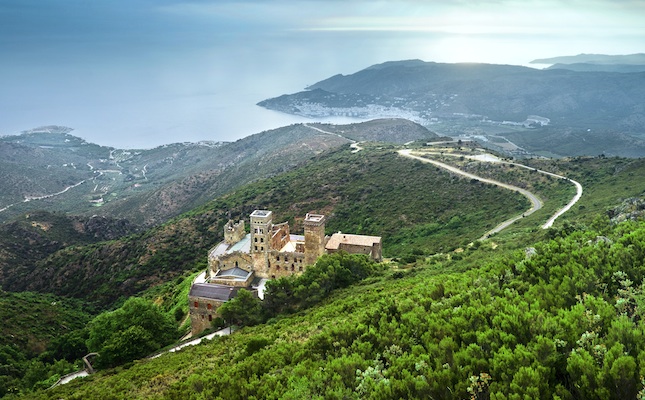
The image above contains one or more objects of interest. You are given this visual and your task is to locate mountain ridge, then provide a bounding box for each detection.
[0,119,435,227]
[259,60,645,157]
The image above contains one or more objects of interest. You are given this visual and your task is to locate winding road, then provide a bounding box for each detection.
[397,149,583,239]
[304,123,363,153]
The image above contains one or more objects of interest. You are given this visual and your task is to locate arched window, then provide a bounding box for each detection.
[291,264,295,271]
[194,301,199,308]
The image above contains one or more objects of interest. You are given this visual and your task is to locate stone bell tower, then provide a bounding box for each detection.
[304,213,326,265]
[250,210,272,253]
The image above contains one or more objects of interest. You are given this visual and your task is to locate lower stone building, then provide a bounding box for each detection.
[325,232,382,262]
[188,284,243,335]
[188,209,382,335]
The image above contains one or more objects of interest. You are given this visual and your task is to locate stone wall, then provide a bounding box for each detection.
[224,219,245,245]
[188,296,225,335]
[208,252,253,278]
[327,242,382,262]
[304,213,326,265]
[270,222,290,251]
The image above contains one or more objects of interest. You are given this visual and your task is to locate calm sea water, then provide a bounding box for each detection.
[2,2,641,149]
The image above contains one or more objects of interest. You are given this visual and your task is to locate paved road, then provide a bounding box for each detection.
[398,149,545,240]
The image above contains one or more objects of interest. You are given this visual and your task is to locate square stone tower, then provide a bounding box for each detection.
[250,210,273,253]
[304,213,326,265]
[224,219,245,245]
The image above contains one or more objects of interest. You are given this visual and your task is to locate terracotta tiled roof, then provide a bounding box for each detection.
[325,233,381,250]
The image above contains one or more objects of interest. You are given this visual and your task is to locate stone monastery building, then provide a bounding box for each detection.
[188,210,382,335]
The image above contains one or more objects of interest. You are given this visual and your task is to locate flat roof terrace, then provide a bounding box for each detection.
[250,210,272,217]
[209,234,251,259]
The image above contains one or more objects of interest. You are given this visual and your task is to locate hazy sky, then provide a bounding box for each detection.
[1,0,643,148]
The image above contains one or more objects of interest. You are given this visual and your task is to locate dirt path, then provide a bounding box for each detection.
[411,150,583,229]
[303,123,363,153]
[398,149,542,239]
[398,148,582,238]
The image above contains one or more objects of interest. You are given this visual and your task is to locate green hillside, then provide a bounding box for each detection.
[0,120,436,227]
[25,217,645,399]
[5,140,645,399]
[2,145,528,308]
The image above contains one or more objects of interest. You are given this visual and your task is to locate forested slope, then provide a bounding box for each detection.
[29,218,645,399]
[3,146,527,308]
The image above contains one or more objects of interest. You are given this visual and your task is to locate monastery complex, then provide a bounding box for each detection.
[188,210,382,335]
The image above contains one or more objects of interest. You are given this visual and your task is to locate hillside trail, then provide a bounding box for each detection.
[303,123,363,153]
[397,148,582,239]
[51,325,234,388]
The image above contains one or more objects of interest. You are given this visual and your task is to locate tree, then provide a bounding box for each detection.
[86,297,177,368]
[218,289,263,327]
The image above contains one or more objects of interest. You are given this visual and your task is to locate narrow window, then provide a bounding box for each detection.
[299,266,303,272]
[208,315,212,322]
[277,256,280,261]
[276,265,280,271]
[255,246,258,251]
[207,303,212,310]
[291,264,295,271]
[260,237,264,243]
[194,301,199,308]
[254,237,257,242]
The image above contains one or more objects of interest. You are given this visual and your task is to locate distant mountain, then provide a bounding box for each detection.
[530,53,645,73]
[0,120,435,226]
[545,63,645,73]
[258,60,645,157]
[531,53,645,65]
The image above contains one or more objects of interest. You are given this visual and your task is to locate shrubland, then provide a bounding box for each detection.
[19,218,645,399]
[4,143,645,399]
[3,146,529,308]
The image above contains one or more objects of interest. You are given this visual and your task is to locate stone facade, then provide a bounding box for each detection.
[304,213,327,266]
[188,284,242,335]
[325,232,383,262]
[224,219,245,245]
[188,209,383,336]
